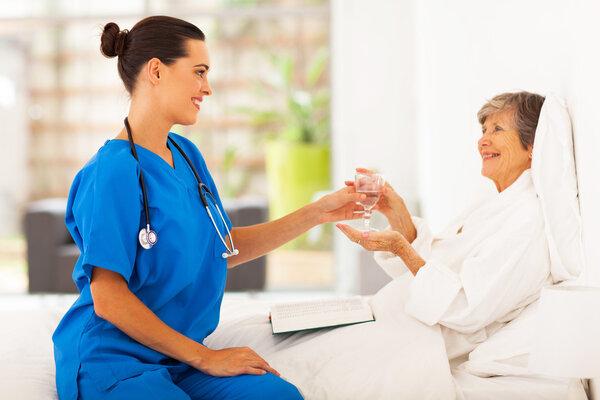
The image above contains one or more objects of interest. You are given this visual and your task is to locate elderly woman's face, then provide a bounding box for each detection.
[478,110,532,192]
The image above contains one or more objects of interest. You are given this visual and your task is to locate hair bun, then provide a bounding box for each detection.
[100,22,128,58]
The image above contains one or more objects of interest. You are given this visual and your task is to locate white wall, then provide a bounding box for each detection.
[0,39,28,235]
[331,0,417,292]
[414,0,600,282]
[332,0,600,290]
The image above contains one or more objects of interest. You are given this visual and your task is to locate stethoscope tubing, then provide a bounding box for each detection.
[125,118,153,229]
[123,117,237,257]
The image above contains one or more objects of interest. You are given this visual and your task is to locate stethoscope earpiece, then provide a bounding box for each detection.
[222,249,239,259]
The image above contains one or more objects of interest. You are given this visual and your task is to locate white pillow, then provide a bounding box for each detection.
[465,300,538,373]
[531,93,584,282]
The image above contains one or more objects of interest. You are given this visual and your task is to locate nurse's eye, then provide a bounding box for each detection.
[196,70,206,78]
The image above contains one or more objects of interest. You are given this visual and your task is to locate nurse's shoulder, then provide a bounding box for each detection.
[66,139,142,249]
[76,139,140,185]
[68,139,141,209]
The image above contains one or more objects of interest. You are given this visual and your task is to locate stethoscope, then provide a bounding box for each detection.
[124,117,239,259]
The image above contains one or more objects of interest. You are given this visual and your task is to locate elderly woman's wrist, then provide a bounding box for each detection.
[389,216,417,243]
[406,225,417,243]
[390,234,407,257]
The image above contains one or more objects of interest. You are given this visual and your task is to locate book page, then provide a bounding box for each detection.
[270,297,374,334]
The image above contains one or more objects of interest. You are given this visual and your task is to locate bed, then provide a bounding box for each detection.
[0,288,587,400]
[1,95,597,400]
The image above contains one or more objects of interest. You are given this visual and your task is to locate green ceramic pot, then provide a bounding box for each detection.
[265,140,331,249]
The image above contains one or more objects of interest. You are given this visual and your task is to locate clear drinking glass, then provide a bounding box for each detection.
[354,172,385,231]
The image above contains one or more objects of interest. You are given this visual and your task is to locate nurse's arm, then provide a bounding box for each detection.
[90,266,280,377]
[227,186,365,268]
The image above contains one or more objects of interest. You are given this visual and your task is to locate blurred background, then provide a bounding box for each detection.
[1,0,599,295]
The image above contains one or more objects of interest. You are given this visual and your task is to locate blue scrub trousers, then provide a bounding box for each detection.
[77,366,303,400]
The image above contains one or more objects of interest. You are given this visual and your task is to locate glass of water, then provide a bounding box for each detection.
[354,172,385,231]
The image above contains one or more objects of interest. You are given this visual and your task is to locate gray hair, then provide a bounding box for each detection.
[477,91,545,150]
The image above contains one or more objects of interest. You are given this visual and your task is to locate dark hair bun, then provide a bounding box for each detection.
[100,22,128,58]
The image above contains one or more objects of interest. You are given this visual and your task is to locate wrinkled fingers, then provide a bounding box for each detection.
[335,224,367,246]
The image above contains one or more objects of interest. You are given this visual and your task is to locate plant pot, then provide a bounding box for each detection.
[265,140,331,249]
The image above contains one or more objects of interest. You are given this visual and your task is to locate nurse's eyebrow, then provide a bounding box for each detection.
[194,63,210,70]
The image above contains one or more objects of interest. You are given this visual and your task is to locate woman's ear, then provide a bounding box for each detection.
[146,58,162,85]
[528,145,533,159]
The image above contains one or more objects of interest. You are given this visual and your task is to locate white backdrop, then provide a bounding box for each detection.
[0,40,28,235]
[332,0,600,290]
[331,0,418,292]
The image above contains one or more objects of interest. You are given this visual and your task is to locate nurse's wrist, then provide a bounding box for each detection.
[185,344,213,370]
[305,202,324,227]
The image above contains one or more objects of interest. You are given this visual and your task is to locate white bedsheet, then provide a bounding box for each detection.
[206,274,456,400]
[0,295,74,400]
[0,289,581,400]
[453,369,580,400]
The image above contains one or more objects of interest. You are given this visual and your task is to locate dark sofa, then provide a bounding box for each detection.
[24,198,268,293]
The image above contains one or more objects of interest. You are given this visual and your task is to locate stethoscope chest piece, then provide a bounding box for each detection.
[139,228,157,250]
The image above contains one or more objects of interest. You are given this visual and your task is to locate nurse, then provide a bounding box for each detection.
[53,16,364,400]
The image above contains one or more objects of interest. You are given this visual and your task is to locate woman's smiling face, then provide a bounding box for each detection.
[478,109,532,192]
[159,39,212,126]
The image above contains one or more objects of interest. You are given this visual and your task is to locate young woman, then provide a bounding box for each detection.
[53,16,363,400]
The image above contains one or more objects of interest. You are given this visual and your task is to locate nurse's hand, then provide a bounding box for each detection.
[315,186,367,223]
[197,347,280,377]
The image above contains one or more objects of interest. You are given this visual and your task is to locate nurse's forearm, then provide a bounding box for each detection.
[90,267,279,377]
[90,267,212,366]
[227,203,319,268]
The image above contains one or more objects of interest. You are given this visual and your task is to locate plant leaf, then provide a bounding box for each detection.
[306,49,328,86]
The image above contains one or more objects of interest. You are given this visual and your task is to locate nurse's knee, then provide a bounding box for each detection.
[78,368,191,400]
[260,374,303,400]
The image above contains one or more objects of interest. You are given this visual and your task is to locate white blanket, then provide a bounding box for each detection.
[0,292,580,400]
[374,170,552,360]
[205,274,456,400]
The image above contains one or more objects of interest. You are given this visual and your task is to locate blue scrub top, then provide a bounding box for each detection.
[52,133,231,400]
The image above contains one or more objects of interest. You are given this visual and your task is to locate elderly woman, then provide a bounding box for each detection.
[338,91,551,360]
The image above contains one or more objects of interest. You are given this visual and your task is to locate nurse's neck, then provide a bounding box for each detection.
[114,100,175,167]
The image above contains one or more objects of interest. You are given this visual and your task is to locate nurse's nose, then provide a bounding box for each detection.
[203,78,212,96]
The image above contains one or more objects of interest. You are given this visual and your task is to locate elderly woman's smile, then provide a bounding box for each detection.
[478,109,533,192]
[481,152,500,160]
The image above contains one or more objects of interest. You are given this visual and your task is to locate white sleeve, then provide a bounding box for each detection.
[373,216,434,279]
[404,229,550,334]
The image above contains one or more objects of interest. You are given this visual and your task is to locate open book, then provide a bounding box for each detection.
[269,296,375,334]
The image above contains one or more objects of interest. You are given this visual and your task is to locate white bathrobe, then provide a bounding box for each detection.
[374,169,552,360]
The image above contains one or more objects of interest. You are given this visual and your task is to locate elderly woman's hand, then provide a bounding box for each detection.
[345,168,417,243]
[336,223,426,275]
[335,223,403,253]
